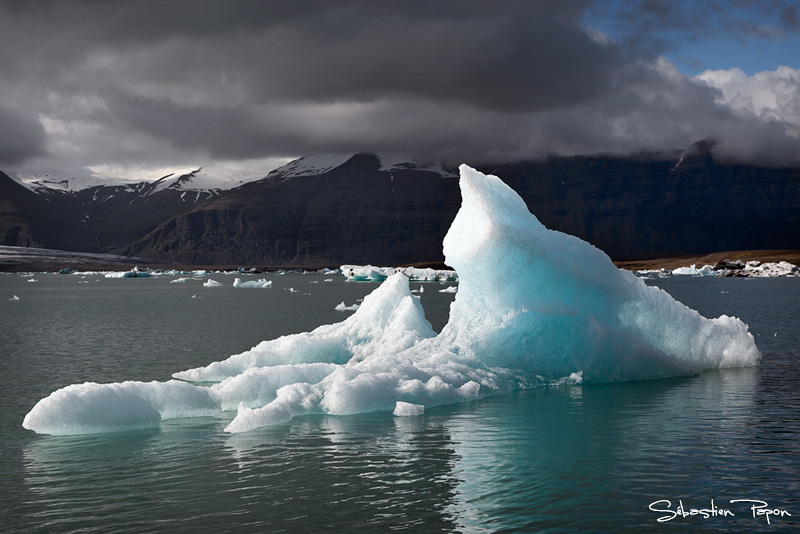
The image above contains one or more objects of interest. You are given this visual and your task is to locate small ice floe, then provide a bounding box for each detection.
[335,301,360,312]
[232,278,273,288]
[341,265,458,283]
[203,279,223,288]
[671,264,715,276]
[393,402,424,417]
[439,286,457,293]
[9,295,20,301]
[104,266,152,279]
[170,277,190,284]
[191,294,201,299]
[27,279,37,283]
[741,261,799,277]
[286,287,297,293]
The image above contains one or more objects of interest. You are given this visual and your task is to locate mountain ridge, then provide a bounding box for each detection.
[2,147,798,266]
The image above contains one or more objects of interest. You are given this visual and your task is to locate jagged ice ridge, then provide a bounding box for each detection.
[22,166,760,435]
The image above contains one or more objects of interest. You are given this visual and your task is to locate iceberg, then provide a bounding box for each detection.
[393,401,425,416]
[22,165,760,435]
[341,265,457,282]
[104,266,152,278]
[22,380,219,435]
[744,261,799,277]
[671,264,715,276]
[232,278,273,288]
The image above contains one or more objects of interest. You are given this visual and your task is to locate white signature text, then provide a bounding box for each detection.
[649,499,792,525]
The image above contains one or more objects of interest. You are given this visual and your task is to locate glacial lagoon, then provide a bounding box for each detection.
[1,271,798,532]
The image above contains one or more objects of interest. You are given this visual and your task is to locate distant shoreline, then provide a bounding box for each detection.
[611,250,800,272]
[0,245,798,274]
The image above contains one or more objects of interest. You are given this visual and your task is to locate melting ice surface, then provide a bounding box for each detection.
[23,166,760,435]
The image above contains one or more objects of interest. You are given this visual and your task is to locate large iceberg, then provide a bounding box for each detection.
[23,165,760,435]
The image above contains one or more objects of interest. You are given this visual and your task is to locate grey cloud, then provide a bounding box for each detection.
[0,107,47,167]
[0,0,797,172]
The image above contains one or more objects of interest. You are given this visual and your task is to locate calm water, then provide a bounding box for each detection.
[1,272,798,533]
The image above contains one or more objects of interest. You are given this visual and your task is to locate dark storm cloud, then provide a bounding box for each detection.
[0,0,797,171]
[2,0,609,112]
[0,107,47,167]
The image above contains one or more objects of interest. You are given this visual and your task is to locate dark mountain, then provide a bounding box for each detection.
[118,153,460,265]
[0,170,94,251]
[2,145,799,267]
[70,170,221,251]
[492,142,800,258]
[1,169,221,254]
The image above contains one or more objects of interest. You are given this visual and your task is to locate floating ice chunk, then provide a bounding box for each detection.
[439,286,457,293]
[105,266,151,278]
[203,279,223,287]
[9,295,19,301]
[438,165,759,382]
[174,273,436,382]
[393,401,424,416]
[23,165,760,436]
[341,265,394,282]
[213,363,338,410]
[224,368,482,433]
[671,265,696,276]
[22,380,219,435]
[334,301,360,311]
[341,265,457,282]
[743,261,799,277]
[233,278,273,288]
[672,264,715,276]
[170,277,190,283]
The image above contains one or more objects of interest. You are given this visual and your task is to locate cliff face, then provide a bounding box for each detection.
[3,148,799,266]
[495,147,800,258]
[0,171,95,251]
[119,154,461,265]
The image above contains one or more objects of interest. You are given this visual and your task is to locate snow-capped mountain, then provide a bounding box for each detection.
[261,153,457,183]
[2,147,799,267]
[9,164,271,195]
[263,154,356,181]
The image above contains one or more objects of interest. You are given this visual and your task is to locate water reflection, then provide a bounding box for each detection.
[440,367,763,532]
[19,364,794,532]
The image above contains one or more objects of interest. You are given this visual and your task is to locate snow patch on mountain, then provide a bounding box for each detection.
[377,154,457,177]
[8,170,140,194]
[265,153,457,183]
[265,154,354,181]
[149,165,275,191]
[9,164,273,196]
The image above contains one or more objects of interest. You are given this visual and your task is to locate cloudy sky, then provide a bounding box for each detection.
[1,0,798,181]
